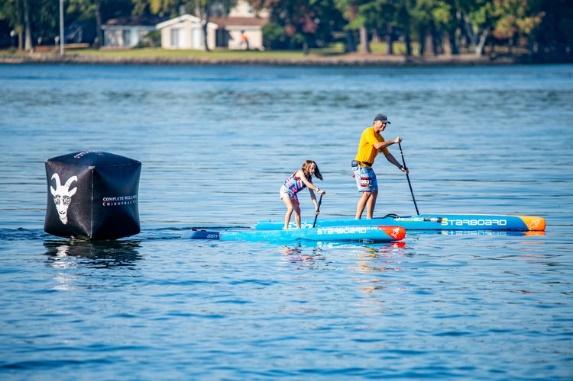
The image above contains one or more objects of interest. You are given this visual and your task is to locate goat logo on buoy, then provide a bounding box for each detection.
[50,173,78,225]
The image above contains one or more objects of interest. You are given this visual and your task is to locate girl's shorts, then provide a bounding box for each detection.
[279,185,299,201]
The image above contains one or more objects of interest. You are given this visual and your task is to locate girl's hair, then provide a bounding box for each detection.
[301,160,323,181]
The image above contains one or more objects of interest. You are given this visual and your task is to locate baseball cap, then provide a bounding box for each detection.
[373,114,391,124]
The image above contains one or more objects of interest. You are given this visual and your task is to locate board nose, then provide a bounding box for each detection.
[380,226,406,240]
[520,216,546,231]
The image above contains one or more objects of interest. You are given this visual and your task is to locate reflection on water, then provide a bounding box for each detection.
[277,241,408,294]
[280,244,325,266]
[43,239,142,291]
[43,239,142,269]
[355,242,407,294]
[438,230,546,237]
[356,241,407,272]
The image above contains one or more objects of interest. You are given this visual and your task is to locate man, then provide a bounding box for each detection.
[352,113,408,219]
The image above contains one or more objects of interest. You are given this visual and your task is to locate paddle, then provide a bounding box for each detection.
[312,193,324,228]
[398,141,420,215]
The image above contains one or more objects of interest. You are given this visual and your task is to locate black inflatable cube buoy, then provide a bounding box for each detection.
[44,151,141,240]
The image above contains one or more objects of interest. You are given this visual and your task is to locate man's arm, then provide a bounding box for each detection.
[383,151,409,173]
[373,136,400,151]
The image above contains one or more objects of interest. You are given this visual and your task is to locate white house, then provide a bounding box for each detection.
[212,0,267,50]
[211,16,267,50]
[156,14,218,50]
[102,18,157,48]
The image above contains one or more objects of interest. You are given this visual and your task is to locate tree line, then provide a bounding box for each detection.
[0,0,571,60]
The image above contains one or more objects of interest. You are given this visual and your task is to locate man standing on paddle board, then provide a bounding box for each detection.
[352,114,408,219]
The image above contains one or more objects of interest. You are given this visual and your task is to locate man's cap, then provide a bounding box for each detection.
[374,114,391,124]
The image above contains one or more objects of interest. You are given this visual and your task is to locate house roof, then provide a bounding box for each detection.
[156,14,217,30]
[210,16,268,28]
[104,17,163,27]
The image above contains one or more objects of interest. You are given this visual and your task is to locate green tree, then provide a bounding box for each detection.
[0,0,34,51]
[253,0,342,54]
[335,0,366,53]
[0,0,62,51]
[395,0,415,56]
[362,0,407,55]
[67,0,105,47]
[411,0,442,55]
[492,0,542,53]
[0,0,24,50]
[530,0,573,59]
[443,0,460,54]
[411,0,425,55]
[131,0,183,17]
[22,0,31,50]
[360,0,387,54]
[466,0,496,55]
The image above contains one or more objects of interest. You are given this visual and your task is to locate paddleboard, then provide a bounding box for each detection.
[255,213,545,232]
[191,225,406,242]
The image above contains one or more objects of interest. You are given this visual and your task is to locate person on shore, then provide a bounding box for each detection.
[280,160,325,230]
[352,114,408,219]
[240,30,250,50]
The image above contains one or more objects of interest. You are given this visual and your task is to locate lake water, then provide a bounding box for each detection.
[0,63,572,380]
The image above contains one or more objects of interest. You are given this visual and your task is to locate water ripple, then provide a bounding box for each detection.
[0,64,572,380]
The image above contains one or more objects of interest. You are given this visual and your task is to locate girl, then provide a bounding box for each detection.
[280,160,325,230]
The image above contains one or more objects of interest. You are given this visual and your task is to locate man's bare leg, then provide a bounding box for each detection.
[355,192,372,219]
[365,190,378,219]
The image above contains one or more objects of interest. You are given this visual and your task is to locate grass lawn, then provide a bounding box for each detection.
[72,47,343,60]
[72,43,412,60]
[0,42,510,64]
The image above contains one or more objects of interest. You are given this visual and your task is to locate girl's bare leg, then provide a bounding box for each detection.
[292,199,301,228]
[282,196,294,230]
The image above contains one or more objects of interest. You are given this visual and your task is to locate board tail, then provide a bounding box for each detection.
[190,230,220,240]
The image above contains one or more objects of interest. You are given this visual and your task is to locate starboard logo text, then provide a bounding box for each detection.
[317,227,368,235]
[440,218,508,227]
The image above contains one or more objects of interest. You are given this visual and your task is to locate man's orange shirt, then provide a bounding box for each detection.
[354,126,388,164]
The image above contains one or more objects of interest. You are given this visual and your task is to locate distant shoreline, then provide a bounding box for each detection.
[0,51,564,66]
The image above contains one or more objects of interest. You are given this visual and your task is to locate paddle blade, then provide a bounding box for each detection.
[379,226,406,241]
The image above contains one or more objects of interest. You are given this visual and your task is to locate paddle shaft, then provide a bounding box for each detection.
[398,141,420,215]
[312,193,323,228]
